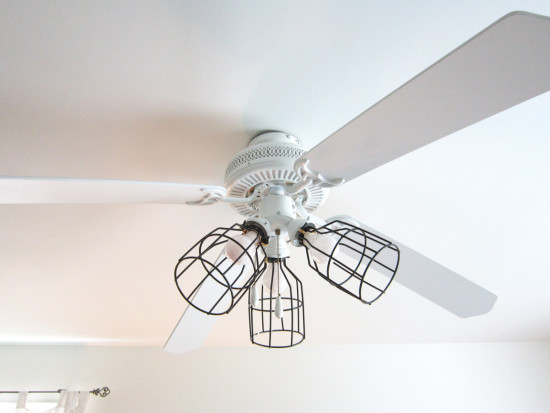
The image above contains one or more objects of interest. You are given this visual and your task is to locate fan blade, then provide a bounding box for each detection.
[389,240,497,318]
[164,304,219,354]
[299,11,550,182]
[0,176,226,204]
[328,216,497,317]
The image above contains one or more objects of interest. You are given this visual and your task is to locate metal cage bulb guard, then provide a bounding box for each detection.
[248,258,305,348]
[301,220,400,304]
[174,223,266,315]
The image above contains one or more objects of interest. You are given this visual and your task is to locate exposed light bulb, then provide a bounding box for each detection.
[262,262,289,294]
[304,231,340,264]
[224,231,257,265]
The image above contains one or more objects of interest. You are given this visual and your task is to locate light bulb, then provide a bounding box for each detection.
[262,262,289,294]
[224,231,257,265]
[304,231,340,264]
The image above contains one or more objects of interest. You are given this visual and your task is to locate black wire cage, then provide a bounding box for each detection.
[249,258,305,348]
[301,219,400,304]
[175,223,266,315]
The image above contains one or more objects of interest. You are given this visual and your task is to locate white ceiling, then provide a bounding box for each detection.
[0,0,549,348]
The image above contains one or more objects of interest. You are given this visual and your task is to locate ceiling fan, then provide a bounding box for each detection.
[1,11,549,350]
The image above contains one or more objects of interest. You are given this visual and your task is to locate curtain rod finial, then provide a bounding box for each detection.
[90,387,110,398]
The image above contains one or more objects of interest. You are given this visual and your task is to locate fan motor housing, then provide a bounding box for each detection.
[224,132,328,217]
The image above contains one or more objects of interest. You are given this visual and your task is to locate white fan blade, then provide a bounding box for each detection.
[0,176,226,204]
[329,217,497,317]
[299,11,550,182]
[392,242,497,317]
[164,303,219,354]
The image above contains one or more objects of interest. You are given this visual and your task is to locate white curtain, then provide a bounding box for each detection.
[14,391,89,413]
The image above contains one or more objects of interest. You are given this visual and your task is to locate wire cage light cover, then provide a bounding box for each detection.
[249,258,305,348]
[301,219,400,304]
[175,223,265,315]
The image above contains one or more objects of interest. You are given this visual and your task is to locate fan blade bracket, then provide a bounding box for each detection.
[286,158,345,196]
[186,187,227,206]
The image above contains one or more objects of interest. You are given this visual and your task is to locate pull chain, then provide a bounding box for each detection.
[276,229,280,297]
[274,229,284,319]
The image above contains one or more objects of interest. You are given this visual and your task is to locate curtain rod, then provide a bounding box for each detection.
[0,387,110,398]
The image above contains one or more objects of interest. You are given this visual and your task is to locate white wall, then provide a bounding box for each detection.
[1,343,549,413]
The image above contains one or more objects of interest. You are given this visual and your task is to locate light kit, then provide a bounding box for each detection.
[173,132,400,348]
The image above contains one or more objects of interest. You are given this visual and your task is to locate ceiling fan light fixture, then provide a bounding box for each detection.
[164,10,548,350]
[174,224,266,315]
[301,219,400,304]
[249,258,305,348]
